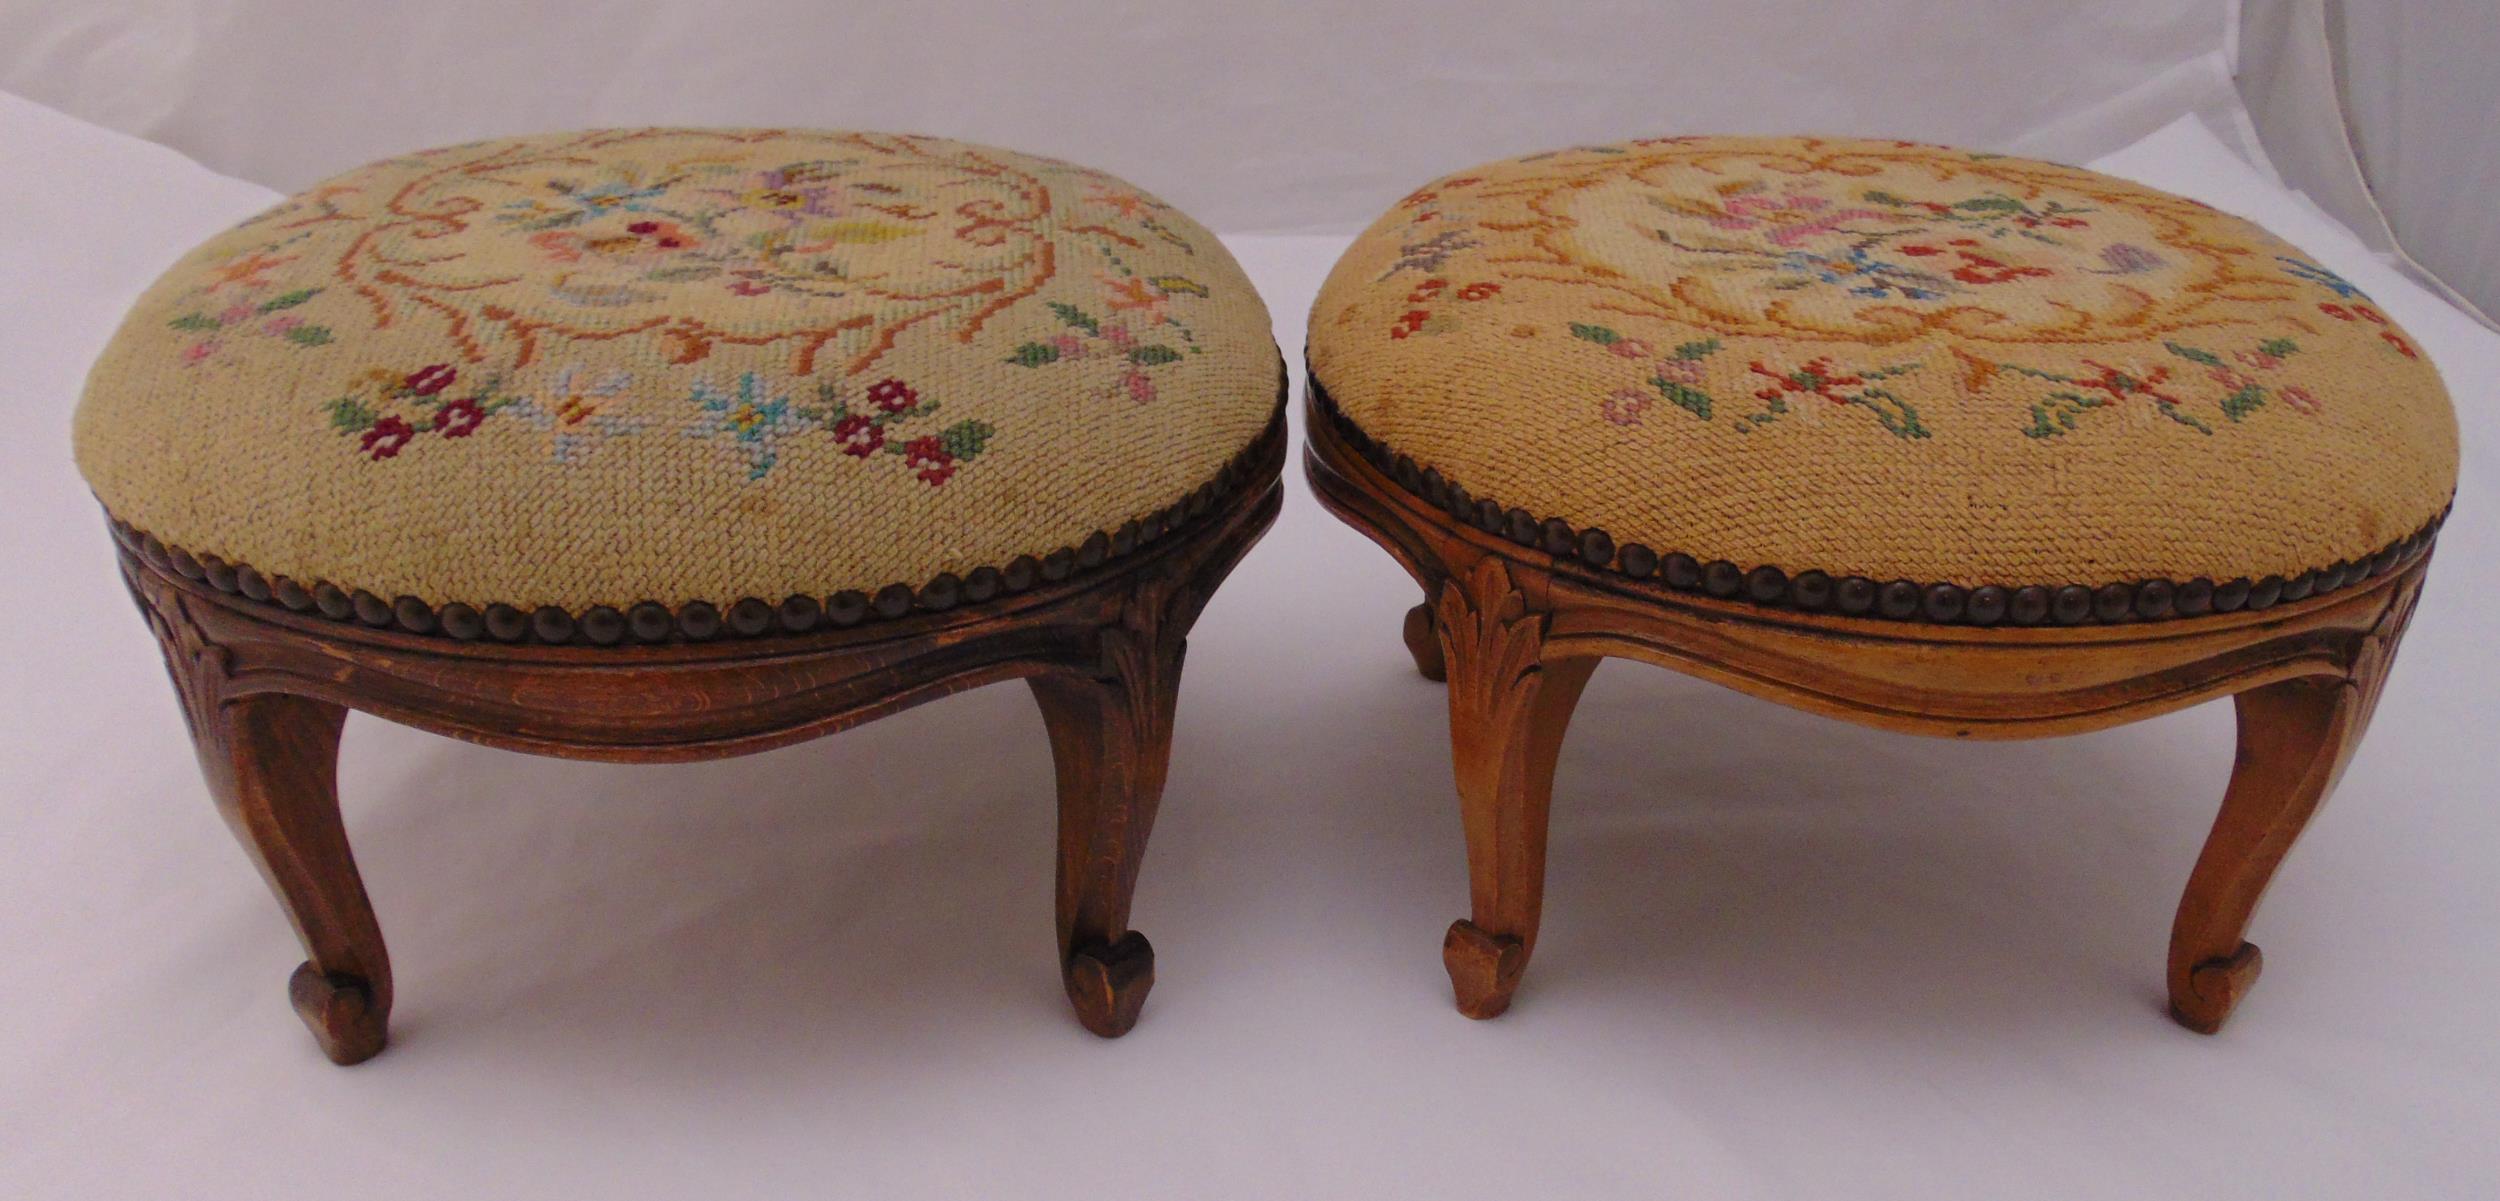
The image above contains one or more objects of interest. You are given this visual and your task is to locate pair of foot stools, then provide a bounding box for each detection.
[75,129,2456,1062]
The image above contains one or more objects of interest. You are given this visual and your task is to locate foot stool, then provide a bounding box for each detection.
[75,127,1284,1063]
[1304,135,2456,1032]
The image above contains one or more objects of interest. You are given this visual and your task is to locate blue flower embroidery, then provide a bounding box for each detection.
[686,373,807,480]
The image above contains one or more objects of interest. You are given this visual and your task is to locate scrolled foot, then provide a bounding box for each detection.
[1443,919,1528,1019]
[1403,603,1447,682]
[2168,941,2264,1035]
[287,961,387,1065]
[1064,931,1156,1038]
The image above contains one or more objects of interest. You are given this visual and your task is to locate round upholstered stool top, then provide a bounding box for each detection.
[1308,135,2457,622]
[76,127,1280,628]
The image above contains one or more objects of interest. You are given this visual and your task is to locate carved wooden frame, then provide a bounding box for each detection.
[1304,389,2430,1033]
[112,416,1285,1064]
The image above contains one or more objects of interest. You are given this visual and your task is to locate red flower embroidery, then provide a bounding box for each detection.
[1750,358,1865,404]
[1390,309,1431,339]
[2319,302,2352,321]
[1899,244,1944,257]
[867,377,919,413]
[1457,282,1501,301]
[1407,278,1449,304]
[433,397,486,437]
[405,364,457,396]
[623,219,691,249]
[1949,251,2052,286]
[2383,331,2419,358]
[833,413,883,458]
[361,416,416,459]
[903,436,955,485]
[2067,360,2185,406]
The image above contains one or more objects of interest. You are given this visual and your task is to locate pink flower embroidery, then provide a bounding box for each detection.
[1709,190,1885,247]
[1655,356,1707,385]
[2280,386,2321,414]
[1602,386,1652,426]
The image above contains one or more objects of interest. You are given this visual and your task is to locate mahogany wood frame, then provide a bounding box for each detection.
[1304,390,2430,1034]
[112,422,1284,1065]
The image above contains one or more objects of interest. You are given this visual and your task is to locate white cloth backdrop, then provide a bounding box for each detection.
[0,0,2261,233]
[2,87,2497,1199]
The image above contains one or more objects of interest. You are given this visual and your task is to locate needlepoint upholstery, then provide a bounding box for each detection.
[1307,135,2458,587]
[76,127,1280,609]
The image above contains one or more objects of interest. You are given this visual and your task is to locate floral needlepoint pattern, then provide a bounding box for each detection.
[75,127,1283,619]
[1959,335,2313,438]
[1387,277,1502,341]
[1571,320,1925,437]
[1301,134,2457,594]
[1314,137,2450,447]
[684,373,992,484]
[1010,298,1191,404]
[325,364,522,460]
[686,374,810,479]
[502,364,646,462]
[1572,323,1724,424]
[165,237,341,366]
[1743,357,1929,437]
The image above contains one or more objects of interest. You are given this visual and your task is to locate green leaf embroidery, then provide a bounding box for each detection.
[168,312,222,332]
[2220,384,2266,421]
[256,288,320,313]
[1652,378,1713,420]
[938,420,995,460]
[1855,388,1930,439]
[285,325,334,347]
[1048,302,1100,334]
[2161,405,2216,434]
[1009,342,1061,367]
[2259,337,2300,357]
[1953,196,2023,213]
[1569,323,1621,345]
[1128,344,1183,366]
[324,396,377,433]
[643,266,720,282]
[1671,339,1721,361]
[2164,341,2224,366]
[2024,392,2104,438]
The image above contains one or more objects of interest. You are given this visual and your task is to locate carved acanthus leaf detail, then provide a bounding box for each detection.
[1434,555,1549,741]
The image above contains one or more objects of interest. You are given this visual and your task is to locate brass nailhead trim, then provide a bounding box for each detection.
[1310,377,2445,628]
[110,379,1286,646]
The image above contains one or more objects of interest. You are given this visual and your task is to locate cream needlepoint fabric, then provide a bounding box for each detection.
[1308,135,2459,585]
[75,127,1282,608]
